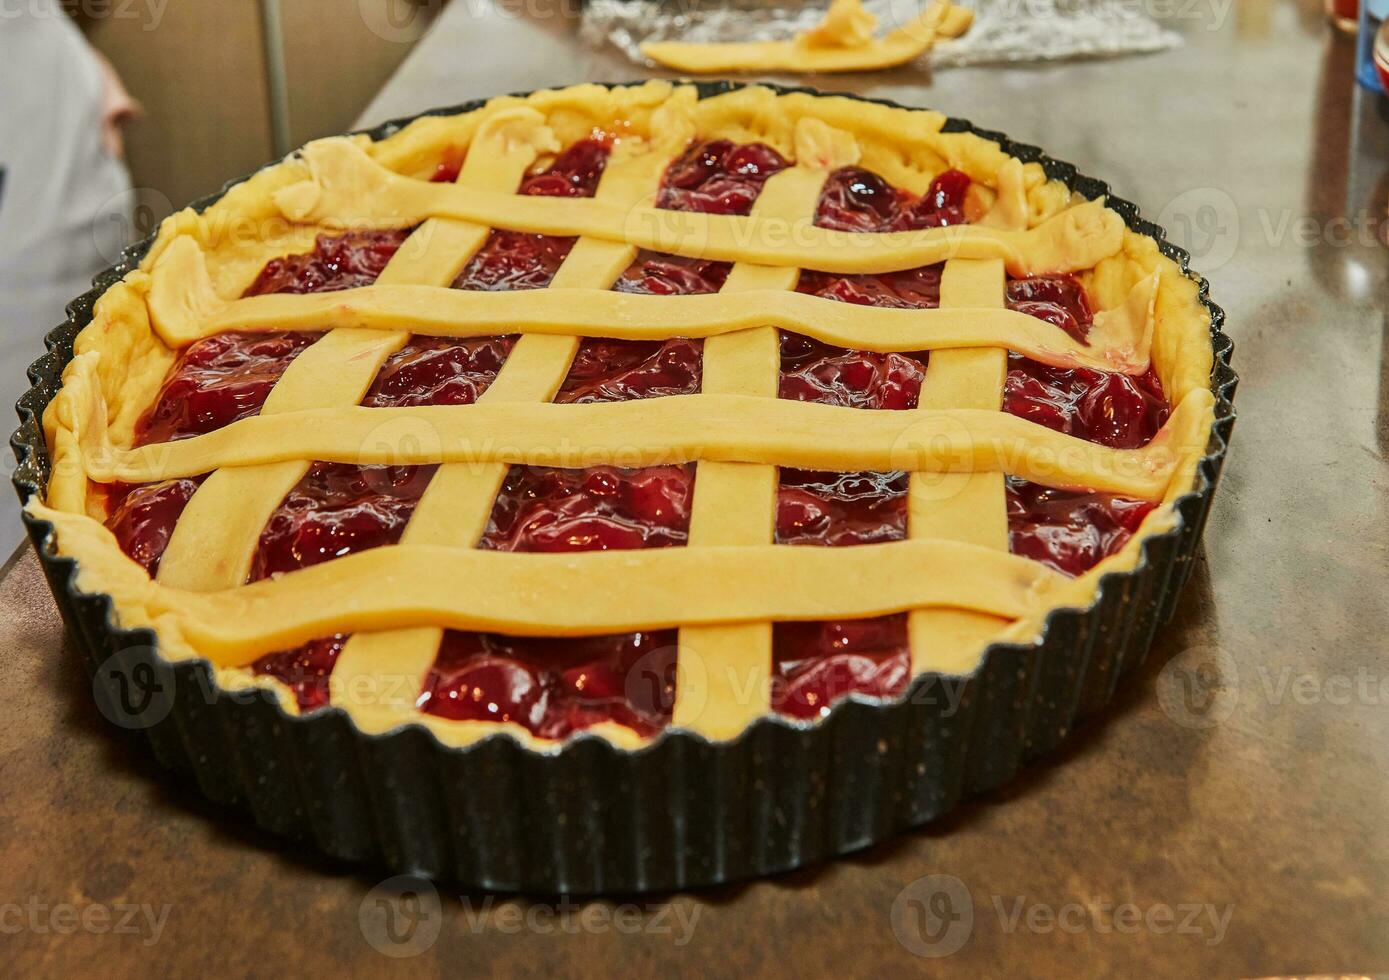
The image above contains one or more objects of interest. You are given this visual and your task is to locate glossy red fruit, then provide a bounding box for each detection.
[797,264,944,310]
[779,333,927,411]
[522,139,610,197]
[613,251,731,296]
[135,332,318,446]
[657,140,789,215]
[453,231,578,291]
[900,167,971,229]
[558,338,702,403]
[1005,476,1157,576]
[420,630,677,738]
[251,462,435,580]
[244,228,414,296]
[771,617,911,719]
[776,470,908,547]
[364,335,516,408]
[482,464,694,553]
[250,635,347,712]
[1075,372,1156,450]
[814,167,970,232]
[104,478,203,577]
[1006,274,1093,343]
[425,654,547,728]
[1005,353,1169,449]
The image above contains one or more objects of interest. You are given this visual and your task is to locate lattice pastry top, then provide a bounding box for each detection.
[33,82,1215,750]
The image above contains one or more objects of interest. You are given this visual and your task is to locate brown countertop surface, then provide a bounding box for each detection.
[4,1,1389,975]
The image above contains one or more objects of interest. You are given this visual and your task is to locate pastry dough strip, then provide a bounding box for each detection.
[641,0,973,75]
[146,242,1158,375]
[32,500,1068,667]
[908,258,1013,672]
[273,138,1126,277]
[675,121,849,739]
[70,387,1194,501]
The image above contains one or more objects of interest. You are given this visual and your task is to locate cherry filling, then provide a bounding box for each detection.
[787,166,964,324]
[416,460,689,733]
[797,264,944,309]
[776,470,908,547]
[1006,477,1156,577]
[250,462,438,581]
[451,139,610,291]
[771,618,914,721]
[817,166,972,233]
[480,464,694,553]
[1000,272,1169,576]
[418,137,797,737]
[421,630,677,738]
[242,144,616,707]
[1005,354,1168,451]
[107,138,1175,727]
[133,222,425,450]
[772,459,911,717]
[779,332,929,410]
[109,224,422,567]
[770,166,1176,718]
[249,636,347,714]
[364,335,515,408]
[244,228,414,296]
[245,332,514,707]
[104,477,204,578]
[1006,275,1090,344]
[556,338,702,404]
[613,251,731,296]
[134,332,319,446]
[416,462,694,731]
[430,146,465,184]
[657,139,790,215]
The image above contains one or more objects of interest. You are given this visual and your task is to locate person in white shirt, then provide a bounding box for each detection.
[0,0,134,557]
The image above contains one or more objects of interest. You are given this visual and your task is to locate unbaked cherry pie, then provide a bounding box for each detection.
[28,81,1217,753]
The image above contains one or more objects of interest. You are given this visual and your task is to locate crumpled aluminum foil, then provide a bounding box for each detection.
[580,0,1182,69]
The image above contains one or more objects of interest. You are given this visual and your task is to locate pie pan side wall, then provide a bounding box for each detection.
[9,81,1237,893]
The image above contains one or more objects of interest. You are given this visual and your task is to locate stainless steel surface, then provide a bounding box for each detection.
[4,1,1387,975]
